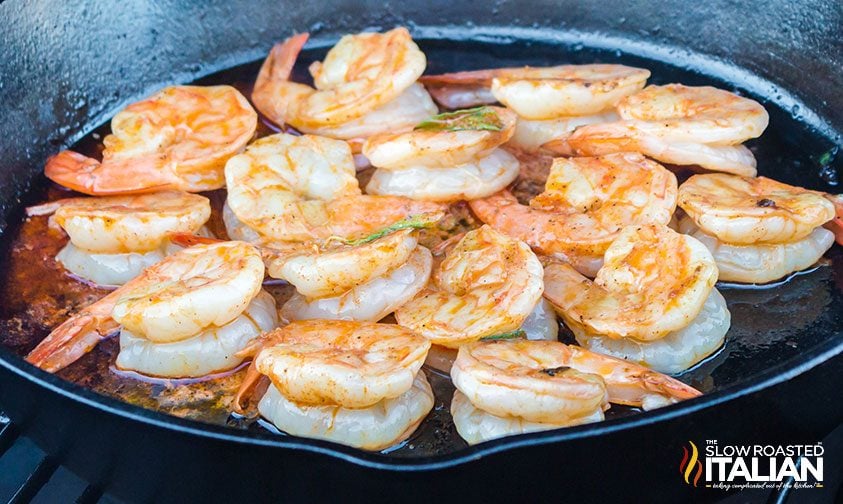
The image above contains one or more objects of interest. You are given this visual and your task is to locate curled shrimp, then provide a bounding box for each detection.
[826,194,843,245]
[679,214,834,285]
[394,225,544,348]
[469,153,677,277]
[27,191,211,254]
[252,29,436,138]
[224,132,444,241]
[45,86,257,195]
[26,241,266,372]
[421,64,650,118]
[678,174,836,244]
[542,225,719,342]
[560,84,768,176]
[362,106,517,169]
[451,339,701,426]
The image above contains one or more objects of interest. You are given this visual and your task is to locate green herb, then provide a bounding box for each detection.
[540,366,571,377]
[817,148,837,167]
[414,106,504,132]
[339,214,439,246]
[479,329,526,341]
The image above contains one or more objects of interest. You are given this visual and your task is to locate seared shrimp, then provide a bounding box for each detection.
[451,339,700,425]
[394,226,544,348]
[27,191,211,286]
[252,29,436,138]
[364,107,521,201]
[421,64,650,118]
[826,194,843,245]
[678,174,836,244]
[26,241,267,373]
[562,85,768,176]
[542,225,718,341]
[225,133,444,241]
[250,320,430,408]
[469,153,677,276]
[258,371,434,451]
[679,215,834,284]
[45,86,256,195]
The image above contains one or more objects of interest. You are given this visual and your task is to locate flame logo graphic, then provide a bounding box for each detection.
[679,441,703,486]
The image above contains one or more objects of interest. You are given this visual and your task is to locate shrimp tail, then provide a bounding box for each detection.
[45,150,179,195]
[232,360,269,417]
[168,232,224,248]
[26,311,119,372]
[252,33,310,127]
[420,70,500,109]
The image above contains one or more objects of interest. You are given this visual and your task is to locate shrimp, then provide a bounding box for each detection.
[44,86,257,195]
[562,85,768,176]
[28,191,211,253]
[451,389,604,445]
[26,241,266,373]
[394,225,544,348]
[469,153,677,277]
[511,112,619,153]
[251,320,430,408]
[280,246,433,322]
[362,106,517,169]
[678,174,837,244]
[26,191,212,286]
[420,64,650,119]
[542,225,719,342]
[679,215,835,284]
[258,371,434,451]
[573,286,730,374]
[252,29,436,138]
[451,339,701,425]
[224,132,444,241]
[116,290,278,378]
[365,147,520,202]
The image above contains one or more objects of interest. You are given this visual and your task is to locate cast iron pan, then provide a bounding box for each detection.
[0,1,841,502]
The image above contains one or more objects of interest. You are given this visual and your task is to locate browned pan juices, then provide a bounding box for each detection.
[0,39,841,457]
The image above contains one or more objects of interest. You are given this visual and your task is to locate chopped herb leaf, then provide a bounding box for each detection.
[415,106,503,132]
[480,329,526,341]
[338,214,439,246]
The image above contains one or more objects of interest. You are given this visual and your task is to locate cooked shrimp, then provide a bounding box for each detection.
[252,29,435,137]
[678,174,836,244]
[562,85,768,176]
[574,287,730,374]
[258,371,433,451]
[45,86,256,195]
[679,215,834,284]
[365,148,520,202]
[451,339,701,424]
[451,389,604,445]
[362,106,517,169]
[27,191,211,253]
[224,132,444,241]
[248,320,430,408]
[26,241,265,372]
[469,153,677,277]
[394,226,544,348]
[115,290,277,377]
[616,84,769,145]
[542,225,718,341]
[421,65,650,119]
[280,246,433,322]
